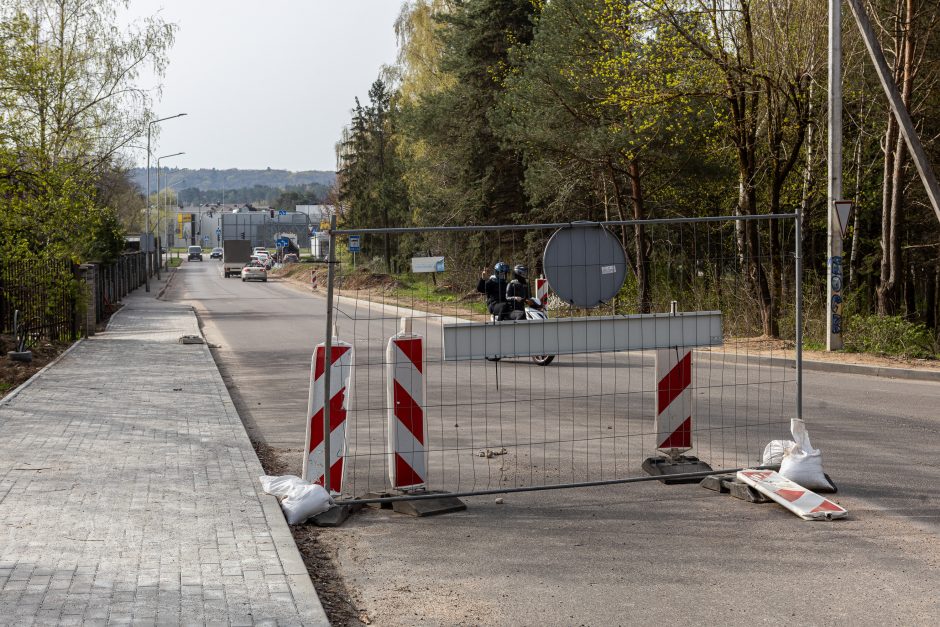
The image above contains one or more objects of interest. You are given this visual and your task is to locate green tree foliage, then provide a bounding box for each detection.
[336,0,940,347]
[337,79,410,271]
[0,0,175,265]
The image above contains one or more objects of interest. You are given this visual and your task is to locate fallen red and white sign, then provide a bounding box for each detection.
[737,469,847,521]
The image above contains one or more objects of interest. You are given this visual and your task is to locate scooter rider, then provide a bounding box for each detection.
[478,261,512,319]
[506,264,530,321]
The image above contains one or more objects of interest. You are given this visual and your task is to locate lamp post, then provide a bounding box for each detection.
[156,152,184,277]
[164,174,187,269]
[146,112,187,292]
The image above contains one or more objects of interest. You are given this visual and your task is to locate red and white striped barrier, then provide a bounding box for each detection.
[535,277,550,303]
[654,346,692,450]
[737,470,847,520]
[386,322,427,490]
[303,340,353,493]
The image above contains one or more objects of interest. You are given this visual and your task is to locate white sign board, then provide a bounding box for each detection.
[140,233,156,253]
[411,256,445,273]
[443,311,722,360]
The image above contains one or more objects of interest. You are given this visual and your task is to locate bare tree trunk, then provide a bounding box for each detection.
[877,112,899,313]
[799,86,815,276]
[769,181,783,337]
[929,260,939,329]
[849,130,863,290]
[628,160,651,313]
[877,0,915,316]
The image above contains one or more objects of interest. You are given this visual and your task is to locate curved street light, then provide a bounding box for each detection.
[145,113,187,292]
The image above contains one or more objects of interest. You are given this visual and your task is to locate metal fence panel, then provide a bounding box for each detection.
[0,257,78,346]
[318,215,802,502]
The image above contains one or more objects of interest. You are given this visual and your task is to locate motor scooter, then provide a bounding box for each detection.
[486,295,555,366]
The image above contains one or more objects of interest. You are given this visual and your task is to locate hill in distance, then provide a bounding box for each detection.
[130,167,335,192]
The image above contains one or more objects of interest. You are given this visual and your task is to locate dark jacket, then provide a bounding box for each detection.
[477,275,509,306]
[506,278,529,310]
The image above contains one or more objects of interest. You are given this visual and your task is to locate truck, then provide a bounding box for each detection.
[275,232,301,258]
[221,239,252,278]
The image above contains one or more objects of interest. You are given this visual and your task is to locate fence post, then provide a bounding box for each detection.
[795,214,803,421]
[79,264,96,337]
[322,214,338,493]
[70,263,80,339]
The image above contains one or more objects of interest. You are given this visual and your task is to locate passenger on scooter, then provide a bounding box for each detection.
[506,264,530,321]
[478,261,512,320]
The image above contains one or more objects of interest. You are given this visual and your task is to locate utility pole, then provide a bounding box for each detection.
[827,0,844,350]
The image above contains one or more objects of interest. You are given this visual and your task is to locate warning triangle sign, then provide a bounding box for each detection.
[834,201,853,239]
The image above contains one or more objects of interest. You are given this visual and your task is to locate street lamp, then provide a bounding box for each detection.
[156,152,184,277]
[164,175,187,269]
[146,112,187,292]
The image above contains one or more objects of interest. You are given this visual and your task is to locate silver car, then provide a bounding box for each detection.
[241,263,267,282]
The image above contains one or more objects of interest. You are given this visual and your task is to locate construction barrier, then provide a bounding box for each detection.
[386,320,427,490]
[654,346,693,450]
[535,276,550,302]
[303,340,354,493]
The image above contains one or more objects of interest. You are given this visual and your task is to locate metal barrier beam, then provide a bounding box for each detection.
[443,311,723,360]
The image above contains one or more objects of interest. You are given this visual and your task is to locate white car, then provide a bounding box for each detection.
[241,263,267,282]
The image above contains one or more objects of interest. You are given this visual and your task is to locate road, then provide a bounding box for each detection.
[166,258,940,625]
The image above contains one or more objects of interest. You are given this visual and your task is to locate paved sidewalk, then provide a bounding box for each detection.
[0,280,327,625]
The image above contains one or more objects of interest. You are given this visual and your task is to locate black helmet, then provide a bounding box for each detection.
[513,264,528,279]
[494,261,509,276]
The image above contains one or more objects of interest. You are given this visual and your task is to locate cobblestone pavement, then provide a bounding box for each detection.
[0,287,327,625]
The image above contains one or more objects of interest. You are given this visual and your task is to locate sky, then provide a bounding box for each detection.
[127,1,403,172]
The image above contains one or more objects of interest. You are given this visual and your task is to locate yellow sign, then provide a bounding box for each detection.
[177,213,191,237]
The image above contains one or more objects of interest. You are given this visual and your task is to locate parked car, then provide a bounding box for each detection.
[210,247,223,260]
[241,263,267,282]
[187,246,203,261]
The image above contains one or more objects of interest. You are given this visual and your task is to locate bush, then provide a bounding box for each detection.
[844,315,937,359]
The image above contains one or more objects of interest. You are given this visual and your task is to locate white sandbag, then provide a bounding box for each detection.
[778,419,835,491]
[280,482,333,525]
[259,475,305,499]
[260,475,334,524]
[761,440,796,466]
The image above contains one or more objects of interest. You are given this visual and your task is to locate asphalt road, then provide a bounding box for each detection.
[167,259,940,625]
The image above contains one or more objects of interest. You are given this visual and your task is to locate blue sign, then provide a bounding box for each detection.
[276,238,290,247]
[216,227,221,234]
[278,210,287,216]
[348,235,361,253]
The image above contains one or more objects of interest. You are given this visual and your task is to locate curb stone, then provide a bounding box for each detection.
[699,350,940,383]
[199,331,330,624]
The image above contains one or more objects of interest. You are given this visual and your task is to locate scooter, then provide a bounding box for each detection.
[486,296,555,366]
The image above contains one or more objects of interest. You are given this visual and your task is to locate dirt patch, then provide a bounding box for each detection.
[253,442,368,626]
[710,335,940,371]
[0,335,73,398]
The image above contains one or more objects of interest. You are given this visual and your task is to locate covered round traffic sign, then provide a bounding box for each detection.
[542,223,627,308]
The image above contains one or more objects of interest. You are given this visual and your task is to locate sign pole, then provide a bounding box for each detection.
[827,0,844,351]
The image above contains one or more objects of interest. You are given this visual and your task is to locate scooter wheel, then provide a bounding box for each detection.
[531,355,555,366]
